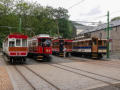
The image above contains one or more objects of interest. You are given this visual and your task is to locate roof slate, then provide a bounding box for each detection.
[80,20,120,34]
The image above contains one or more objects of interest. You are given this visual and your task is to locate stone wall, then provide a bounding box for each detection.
[89,26,120,52]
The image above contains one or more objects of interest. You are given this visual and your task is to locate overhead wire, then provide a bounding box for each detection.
[78,10,120,24]
[68,0,85,10]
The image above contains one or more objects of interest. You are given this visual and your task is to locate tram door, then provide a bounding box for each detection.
[92,38,98,53]
[59,40,64,52]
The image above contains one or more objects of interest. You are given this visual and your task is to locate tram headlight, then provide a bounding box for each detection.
[46,49,48,52]
[46,49,50,53]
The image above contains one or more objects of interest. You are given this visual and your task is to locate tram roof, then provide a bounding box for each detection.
[8,33,28,39]
[52,39,73,42]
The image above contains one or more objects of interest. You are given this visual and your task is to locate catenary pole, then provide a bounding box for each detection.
[18,18,22,33]
[107,11,110,58]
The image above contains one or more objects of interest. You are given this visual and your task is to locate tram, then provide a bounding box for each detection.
[28,34,52,61]
[52,38,73,57]
[3,33,28,64]
[72,37,107,59]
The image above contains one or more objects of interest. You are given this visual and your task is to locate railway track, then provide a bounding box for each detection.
[2,55,60,90]
[56,55,120,69]
[68,57,120,68]
[14,65,60,90]
[48,63,120,89]
[14,66,35,90]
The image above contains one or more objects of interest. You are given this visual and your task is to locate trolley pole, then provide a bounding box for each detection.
[18,18,22,33]
[107,11,110,58]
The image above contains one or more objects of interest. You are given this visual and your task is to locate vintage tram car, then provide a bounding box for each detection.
[72,37,107,59]
[28,34,52,61]
[3,33,28,64]
[52,38,73,57]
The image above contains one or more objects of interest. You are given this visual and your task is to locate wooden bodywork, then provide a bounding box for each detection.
[52,39,73,57]
[72,37,107,59]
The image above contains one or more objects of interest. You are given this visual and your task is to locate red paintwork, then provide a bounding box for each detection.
[37,46,43,53]
[9,52,27,56]
[52,40,59,42]
[21,52,27,55]
[3,33,28,57]
[10,52,16,56]
[52,39,72,42]
[64,40,73,42]
[8,34,28,39]
[52,39,73,53]
[28,37,52,55]
[44,47,52,54]
[38,37,52,39]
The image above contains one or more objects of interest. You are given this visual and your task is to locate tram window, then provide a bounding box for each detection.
[73,42,75,46]
[103,41,107,46]
[81,42,83,46]
[38,39,42,46]
[89,41,92,46]
[44,39,51,47]
[78,42,81,46]
[75,42,77,46]
[32,41,37,46]
[65,42,72,45]
[86,41,89,46]
[16,39,21,46]
[22,39,27,47]
[98,41,102,46]
[9,41,15,47]
[93,39,97,45]
[54,42,59,45]
[65,42,67,45]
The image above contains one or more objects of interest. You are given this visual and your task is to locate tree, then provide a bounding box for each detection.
[111,16,120,21]
[0,0,73,48]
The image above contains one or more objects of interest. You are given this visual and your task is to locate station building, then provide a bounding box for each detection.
[78,20,120,53]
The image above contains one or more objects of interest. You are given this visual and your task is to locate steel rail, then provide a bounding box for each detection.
[48,64,120,89]
[24,65,60,90]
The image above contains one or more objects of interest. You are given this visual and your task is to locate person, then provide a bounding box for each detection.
[63,47,66,58]
[44,39,51,47]
[60,42,64,52]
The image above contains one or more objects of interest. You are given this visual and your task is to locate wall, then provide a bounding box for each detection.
[90,25,120,52]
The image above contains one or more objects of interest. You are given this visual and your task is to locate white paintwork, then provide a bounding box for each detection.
[72,48,91,53]
[3,37,28,56]
[98,50,107,53]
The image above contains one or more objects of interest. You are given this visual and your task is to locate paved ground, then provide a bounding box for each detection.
[0,53,120,90]
[0,66,13,90]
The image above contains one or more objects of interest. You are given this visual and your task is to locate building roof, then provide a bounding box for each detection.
[72,21,94,31]
[80,20,120,34]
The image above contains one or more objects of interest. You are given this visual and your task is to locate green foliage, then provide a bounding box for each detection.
[0,0,73,47]
[111,16,120,21]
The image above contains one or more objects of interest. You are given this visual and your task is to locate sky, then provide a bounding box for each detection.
[28,0,120,24]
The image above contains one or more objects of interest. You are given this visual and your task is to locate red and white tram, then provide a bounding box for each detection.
[52,38,73,57]
[28,34,52,61]
[3,33,28,64]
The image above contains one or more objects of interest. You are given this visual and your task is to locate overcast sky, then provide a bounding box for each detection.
[28,0,120,23]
